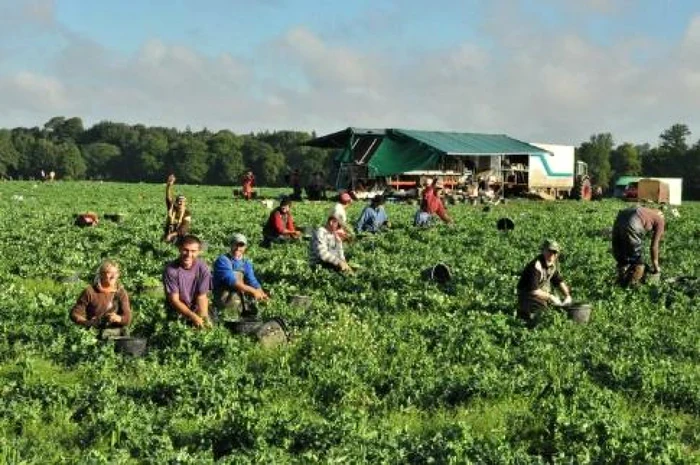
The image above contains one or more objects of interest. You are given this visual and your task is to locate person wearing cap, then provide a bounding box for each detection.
[163,174,192,244]
[213,233,268,321]
[516,239,572,324]
[261,197,302,247]
[612,206,665,287]
[163,235,212,328]
[309,214,353,273]
[414,179,452,226]
[356,195,391,233]
[241,171,256,200]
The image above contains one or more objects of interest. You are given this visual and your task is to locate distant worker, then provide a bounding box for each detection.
[309,214,353,273]
[241,171,255,200]
[212,233,268,322]
[261,197,302,247]
[163,235,212,328]
[306,172,327,201]
[70,260,132,338]
[414,179,452,226]
[289,169,303,201]
[163,174,192,244]
[612,206,664,287]
[356,195,391,233]
[517,239,572,325]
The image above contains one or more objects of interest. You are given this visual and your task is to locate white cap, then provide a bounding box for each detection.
[230,233,248,246]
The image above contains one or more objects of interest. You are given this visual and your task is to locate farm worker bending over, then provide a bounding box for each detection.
[517,239,572,324]
[356,195,391,233]
[612,206,664,287]
[70,260,131,339]
[163,174,192,244]
[212,233,268,322]
[75,212,99,227]
[241,171,255,200]
[330,191,353,239]
[309,214,353,273]
[414,179,452,226]
[163,235,212,329]
[261,197,302,247]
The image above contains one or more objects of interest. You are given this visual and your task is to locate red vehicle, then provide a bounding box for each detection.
[623,182,638,199]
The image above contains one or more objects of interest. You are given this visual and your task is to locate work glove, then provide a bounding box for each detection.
[549,295,562,306]
[562,295,572,306]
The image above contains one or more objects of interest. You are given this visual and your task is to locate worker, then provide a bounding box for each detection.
[306,172,326,201]
[163,174,192,244]
[309,214,353,273]
[70,260,132,339]
[414,179,452,226]
[356,195,390,233]
[162,235,212,328]
[612,206,665,287]
[517,239,572,325]
[330,191,353,239]
[212,233,268,322]
[261,197,302,247]
[289,169,303,201]
[74,212,99,227]
[241,171,255,200]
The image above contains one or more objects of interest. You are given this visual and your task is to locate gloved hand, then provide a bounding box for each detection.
[562,295,572,306]
[549,294,562,306]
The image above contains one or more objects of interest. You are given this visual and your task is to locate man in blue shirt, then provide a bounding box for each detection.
[356,195,391,233]
[212,233,268,321]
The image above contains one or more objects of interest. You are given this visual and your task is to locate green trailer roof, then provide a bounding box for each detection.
[615,176,642,187]
[394,129,549,156]
[304,127,552,176]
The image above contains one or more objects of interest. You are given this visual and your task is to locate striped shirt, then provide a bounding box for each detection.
[309,226,345,267]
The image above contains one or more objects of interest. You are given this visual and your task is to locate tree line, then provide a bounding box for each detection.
[0,117,698,198]
[0,117,332,187]
[577,123,700,199]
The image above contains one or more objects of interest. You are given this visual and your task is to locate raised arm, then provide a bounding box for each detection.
[165,174,175,209]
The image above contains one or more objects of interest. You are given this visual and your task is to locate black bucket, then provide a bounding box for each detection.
[564,303,592,324]
[225,317,289,348]
[113,337,148,357]
[421,263,452,284]
[496,217,515,232]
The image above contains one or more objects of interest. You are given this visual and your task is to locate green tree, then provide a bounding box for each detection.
[576,133,613,188]
[135,131,168,181]
[81,142,121,179]
[610,142,641,185]
[242,138,285,186]
[659,123,690,155]
[207,130,245,185]
[56,141,86,179]
[168,137,209,184]
[0,130,19,178]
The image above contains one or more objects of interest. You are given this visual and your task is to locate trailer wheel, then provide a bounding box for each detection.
[573,176,592,201]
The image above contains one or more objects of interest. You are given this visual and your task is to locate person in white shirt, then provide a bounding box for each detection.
[309,214,353,273]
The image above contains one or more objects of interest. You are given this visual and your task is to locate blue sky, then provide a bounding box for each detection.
[2,0,700,144]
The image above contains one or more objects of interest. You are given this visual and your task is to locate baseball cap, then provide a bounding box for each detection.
[230,233,248,246]
[541,239,561,253]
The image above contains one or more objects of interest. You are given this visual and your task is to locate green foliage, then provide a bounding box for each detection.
[0,181,698,462]
[577,133,613,188]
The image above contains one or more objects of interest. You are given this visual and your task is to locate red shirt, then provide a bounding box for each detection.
[264,208,295,236]
[422,190,449,221]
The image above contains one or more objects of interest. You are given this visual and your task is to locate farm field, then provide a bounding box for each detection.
[0,180,699,464]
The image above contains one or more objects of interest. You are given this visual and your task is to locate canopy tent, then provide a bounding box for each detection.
[305,127,551,177]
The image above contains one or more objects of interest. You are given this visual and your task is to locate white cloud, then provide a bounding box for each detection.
[1,6,700,146]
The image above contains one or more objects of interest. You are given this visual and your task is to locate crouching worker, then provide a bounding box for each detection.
[309,214,353,273]
[213,233,268,322]
[517,239,572,326]
[612,206,664,287]
[261,197,302,247]
[356,195,391,233]
[414,180,452,226]
[70,260,131,338]
[163,235,212,328]
[75,212,99,227]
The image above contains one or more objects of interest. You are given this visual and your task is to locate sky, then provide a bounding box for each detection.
[1,0,699,145]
